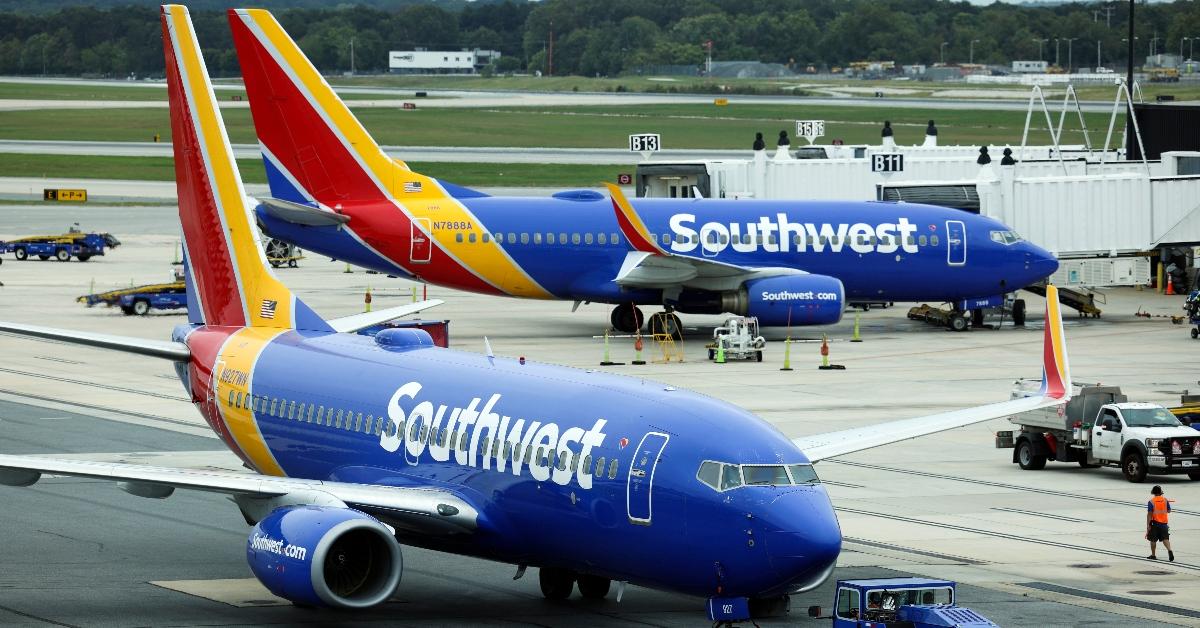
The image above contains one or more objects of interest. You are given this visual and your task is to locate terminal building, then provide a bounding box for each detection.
[387,48,501,75]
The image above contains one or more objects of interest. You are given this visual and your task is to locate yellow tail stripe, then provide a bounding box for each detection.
[214,327,288,477]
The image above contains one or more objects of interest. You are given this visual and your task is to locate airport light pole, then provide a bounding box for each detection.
[1034,38,1049,61]
[969,39,980,64]
[1065,37,1077,73]
[1054,37,1061,67]
[1096,39,1102,68]
[349,37,355,75]
[1181,37,1189,60]
[940,41,948,64]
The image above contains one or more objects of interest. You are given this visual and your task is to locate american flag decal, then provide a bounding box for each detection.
[403,181,422,193]
[260,299,278,319]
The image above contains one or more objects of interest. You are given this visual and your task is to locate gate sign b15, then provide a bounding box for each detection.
[871,153,904,173]
[795,120,825,141]
[628,133,661,152]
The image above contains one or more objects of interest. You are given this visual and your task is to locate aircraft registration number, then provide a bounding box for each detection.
[432,221,473,230]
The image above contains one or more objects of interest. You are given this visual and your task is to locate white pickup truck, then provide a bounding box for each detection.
[999,381,1200,482]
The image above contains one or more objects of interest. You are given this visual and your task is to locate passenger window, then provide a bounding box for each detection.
[584,233,593,245]
[437,428,447,446]
[355,412,364,432]
[419,424,428,441]
[546,450,555,467]
[455,233,463,243]
[503,442,512,460]
[507,233,516,244]
[598,233,608,245]
[559,233,567,244]
[919,235,928,246]
[770,234,779,245]
[595,456,606,477]
[369,414,378,434]
[288,401,296,420]
[270,398,278,416]
[582,455,592,475]
[720,464,742,490]
[235,391,243,408]
[907,235,916,246]
[459,432,469,451]
[315,406,325,425]
[481,437,491,456]
[384,421,395,437]
[931,235,939,246]
[557,452,568,471]
[493,439,502,458]
[535,447,545,466]
[611,233,618,244]
[335,409,344,429]
[483,233,491,243]
[513,443,522,461]
[306,405,314,422]
[520,233,529,244]
[468,233,477,243]
[547,233,556,244]
[697,461,721,490]
[608,459,619,479]
[524,445,534,464]
[793,235,803,245]
[227,390,234,407]
[408,420,419,440]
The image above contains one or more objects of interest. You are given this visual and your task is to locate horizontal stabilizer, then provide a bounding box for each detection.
[0,321,190,361]
[257,197,350,227]
[326,299,445,334]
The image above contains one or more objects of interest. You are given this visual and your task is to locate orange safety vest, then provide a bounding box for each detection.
[1150,495,1169,524]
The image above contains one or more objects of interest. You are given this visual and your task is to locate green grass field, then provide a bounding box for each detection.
[0,102,1117,148]
[0,153,624,187]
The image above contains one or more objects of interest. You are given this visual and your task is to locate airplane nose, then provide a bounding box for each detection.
[1027,244,1058,281]
[764,490,841,593]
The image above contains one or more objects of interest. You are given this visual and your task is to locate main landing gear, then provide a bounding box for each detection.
[539,567,612,600]
[609,304,683,340]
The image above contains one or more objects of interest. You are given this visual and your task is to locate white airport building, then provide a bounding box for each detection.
[388,48,501,74]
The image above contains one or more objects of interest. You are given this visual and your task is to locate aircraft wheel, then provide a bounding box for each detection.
[1012,299,1026,326]
[1191,328,1198,339]
[577,574,611,599]
[610,304,644,333]
[538,567,575,600]
[132,299,151,316]
[950,314,969,332]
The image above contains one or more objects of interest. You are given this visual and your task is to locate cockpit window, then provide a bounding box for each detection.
[719,464,743,491]
[788,464,820,484]
[697,461,721,490]
[989,230,1022,245]
[697,460,822,492]
[743,465,789,486]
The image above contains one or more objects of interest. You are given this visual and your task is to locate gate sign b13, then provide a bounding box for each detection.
[629,133,661,152]
[871,153,904,173]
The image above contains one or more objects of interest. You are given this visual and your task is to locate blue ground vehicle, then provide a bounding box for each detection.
[79,282,186,315]
[0,229,118,262]
[832,578,997,627]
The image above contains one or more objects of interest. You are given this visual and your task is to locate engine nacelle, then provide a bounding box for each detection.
[674,275,844,326]
[247,506,402,609]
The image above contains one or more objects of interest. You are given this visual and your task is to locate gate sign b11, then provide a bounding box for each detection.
[871,153,904,173]
[628,133,661,152]
[795,120,825,142]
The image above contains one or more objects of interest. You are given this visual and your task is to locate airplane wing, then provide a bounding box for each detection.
[606,183,802,291]
[794,285,1072,462]
[0,454,478,534]
[326,299,445,334]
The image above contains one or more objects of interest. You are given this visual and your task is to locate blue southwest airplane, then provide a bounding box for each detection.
[0,6,1072,620]
[231,9,1058,334]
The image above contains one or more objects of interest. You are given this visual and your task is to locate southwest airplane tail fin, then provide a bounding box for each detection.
[1039,284,1071,400]
[163,4,331,332]
[228,8,483,207]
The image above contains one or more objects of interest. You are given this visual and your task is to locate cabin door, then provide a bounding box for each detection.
[946,220,966,266]
[627,432,670,525]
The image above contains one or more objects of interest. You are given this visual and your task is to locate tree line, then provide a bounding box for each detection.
[0,0,1193,78]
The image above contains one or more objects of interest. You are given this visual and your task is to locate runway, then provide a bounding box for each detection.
[0,139,747,165]
[1,221,1198,625]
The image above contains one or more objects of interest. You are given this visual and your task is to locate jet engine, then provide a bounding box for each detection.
[246,505,402,608]
[674,275,844,327]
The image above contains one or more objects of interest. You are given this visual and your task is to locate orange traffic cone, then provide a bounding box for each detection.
[1166,279,1175,295]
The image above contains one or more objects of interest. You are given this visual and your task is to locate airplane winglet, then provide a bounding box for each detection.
[1039,284,1071,400]
[605,183,668,256]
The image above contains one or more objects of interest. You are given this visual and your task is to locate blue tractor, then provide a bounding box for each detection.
[830,578,997,628]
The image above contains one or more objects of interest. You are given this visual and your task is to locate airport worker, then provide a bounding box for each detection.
[753,132,765,151]
[1146,485,1175,561]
